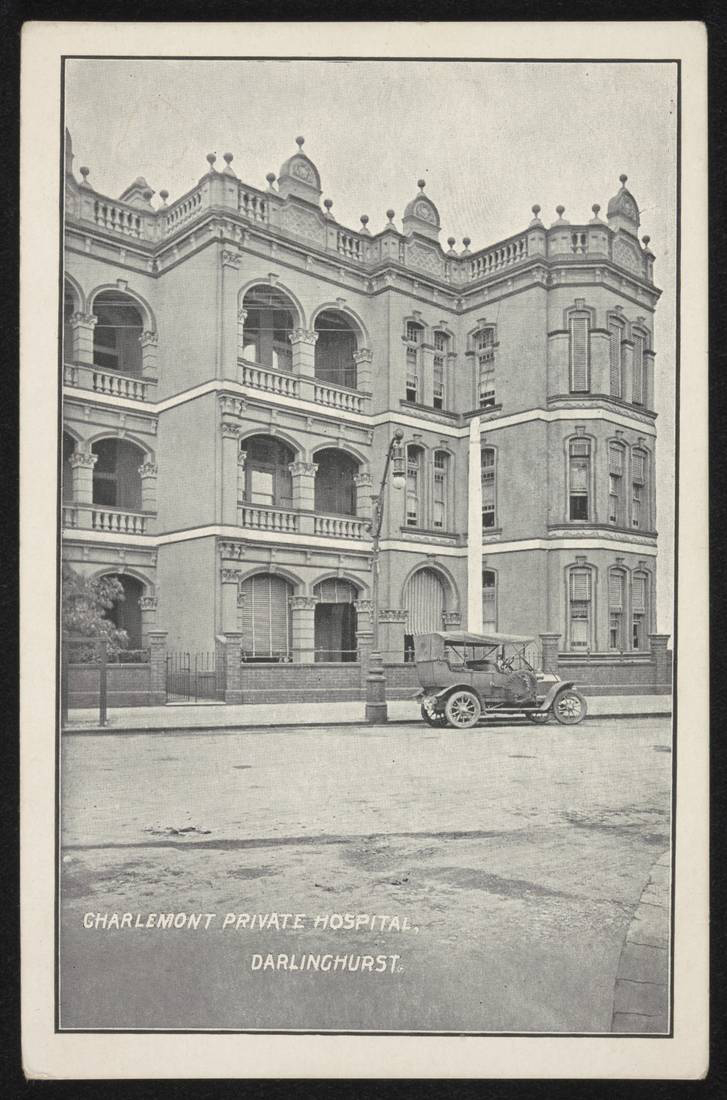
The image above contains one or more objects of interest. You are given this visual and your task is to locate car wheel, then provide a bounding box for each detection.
[444,690,482,729]
[420,704,447,727]
[553,690,587,725]
[525,710,551,724]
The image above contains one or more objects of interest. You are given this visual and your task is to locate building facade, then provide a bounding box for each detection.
[62,133,663,701]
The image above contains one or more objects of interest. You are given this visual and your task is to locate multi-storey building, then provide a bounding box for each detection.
[61,132,662,702]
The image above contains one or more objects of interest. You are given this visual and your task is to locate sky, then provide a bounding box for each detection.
[65,59,677,633]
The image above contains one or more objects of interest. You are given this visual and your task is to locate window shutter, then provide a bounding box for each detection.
[609,324,623,397]
[632,450,645,482]
[609,445,624,474]
[570,569,591,601]
[241,574,291,657]
[633,334,644,403]
[569,315,590,392]
[609,572,624,609]
[632,574,646,612]
[405,569,446,634]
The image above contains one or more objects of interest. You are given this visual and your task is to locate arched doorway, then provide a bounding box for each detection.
[313,448,358,515]
[102,573,144,650]
[314,310,358,388]
[91,439,145,511]
[241,436,295,509]
[241,286,297,371]
[403,567,448,660]
[92,290,144,375]
[313,578,358,662]
[240,573,293,661]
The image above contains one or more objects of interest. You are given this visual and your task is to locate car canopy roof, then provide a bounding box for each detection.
[416,630,535,646]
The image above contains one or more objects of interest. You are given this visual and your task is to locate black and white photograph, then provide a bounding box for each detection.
[20,20,708,1079]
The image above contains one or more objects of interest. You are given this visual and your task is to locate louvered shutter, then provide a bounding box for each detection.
[569,569,591,602]
[609,324,622,397]
[632,335,644,404]
[609,572,624,610]
[240,574,291,658]
[405,569,445,633]
[569,315,589,392]
[632,574,646,613]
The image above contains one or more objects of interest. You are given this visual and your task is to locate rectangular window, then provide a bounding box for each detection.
[569,569,591,650]
[609,322,623,398]
[405,347,418,403]
[406,322,422,343]
[249,468,275,506]
[609,572,625,650]
[482,570,497,632]
[476,329,496,408]
[633,333,645,404]
[481,449,496,530]
[631,483,642,528]
[406,450,420,527]
[569,440,590,521]
[433,453,446,529]
[632,573,647,650]
[434,331,446,352]
[608,445,625,525]
[569,315,590,393]
[433,355,445,409]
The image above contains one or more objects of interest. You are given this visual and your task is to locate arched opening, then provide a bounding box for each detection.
[241,286,297,371]
[240,573,293,662]
[314,310,358,388]
[241,436,295,509]
[62,432,75,503]
[63,283,76,361]
[102,573,144,650]
[403,567,448,660]
[91,439,145,511]
[313,448,359,516]
[92,290,144,375]
[313,578,358,662]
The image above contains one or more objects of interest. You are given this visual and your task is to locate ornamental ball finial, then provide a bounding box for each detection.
[447,236,456,247]
[223,152,234,165]
[142,188,153,201]
[386,208,395,221]
[532,204,541,216]
[360,214,369,226]
[556,204,565,217]
[323,197,333,210]
[295,135,305,148]
[80,166,89,179]
[417,178,426,191]
[642,235,651,247]
[619,173,628,186]
[463,236,471,248]
[206,153,217,168]
[159,189,169,204]
[266,172,276,184]
[592,203,601,215]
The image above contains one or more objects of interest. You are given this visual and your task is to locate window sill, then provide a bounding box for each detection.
[399,400,459,421]
[481,527,503,538]
[399,526,461,543]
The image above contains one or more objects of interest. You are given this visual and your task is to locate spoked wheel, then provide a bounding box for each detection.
[525,710,551,725]
[444,690,482,729]
[553,690,587,725]
[420,704,447,727]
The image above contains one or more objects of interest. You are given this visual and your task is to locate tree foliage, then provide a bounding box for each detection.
[62,564,129,657]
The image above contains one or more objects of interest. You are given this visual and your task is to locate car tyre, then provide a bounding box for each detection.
[553,689,587,725]
[444,689,482,729]
[420,704,447,727]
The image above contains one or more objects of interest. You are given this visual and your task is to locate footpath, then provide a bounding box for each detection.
[65,694,671,734]
[611,849,671,1033]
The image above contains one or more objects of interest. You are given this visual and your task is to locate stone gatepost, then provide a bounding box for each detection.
[139,331,159,378]
[539,632,562,675]
[70,312,97,365]
[648,634,671,689]
[147,629,168,705]
[354,599,373,690]
[220,568,242,633]
[354,472,373,521]
[290,596,317,663]
[218,632,243,704]
[353,348,373,393]
[379,609,408,664]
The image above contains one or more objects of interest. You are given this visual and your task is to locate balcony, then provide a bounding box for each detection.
[313,514,368,539]
[62,504,150,535]
[313,381,366,415]
[237,502,369,541]
[239,358,369,415]
[240,362,299,399]
[64,363,157,403]
[239,505,299,533]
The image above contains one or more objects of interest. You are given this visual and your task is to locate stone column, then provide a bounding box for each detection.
[70,312,97,365]
[354,472,373,521]
[138,462,158,513]
[379,609,408,664]
[442,610,462,630]
[539,632,562,675]
[237,307,248,361]
[220,249,242,380]
[290,595,317,664]
[353,348,373,393]
[289,461,317,534]
[354,599,373,691]
[219,632,243,704]
[69,450,97,503]
[219,396,246,525]
[237,449,247,503]
[139,595,158,644]
[139,331,159,378]
[289,328,318,403]
[147,629,168,705]
[649,633,671,688]
[220,568,242,633]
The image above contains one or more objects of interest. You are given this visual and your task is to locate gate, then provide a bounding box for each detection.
[166,651,226,702]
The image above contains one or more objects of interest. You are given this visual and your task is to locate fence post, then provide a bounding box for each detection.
[148,630,168,705]
[98,638,108,726]
[220,633,243,704]
[648,633,671,690]
[539,633,562,675]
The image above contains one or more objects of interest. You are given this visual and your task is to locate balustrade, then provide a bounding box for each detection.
[239,505,298,533]
[63,363,154,402]
[162,189,204,233]
[469,233,529,279]
[240,362,299,398]
[62,505,78,528]
[93,199,144,239]
[239,189,269,224]
[313,382,365,414]
[92,508,148,535]
[336,231,362,260]
[313,514,367,539]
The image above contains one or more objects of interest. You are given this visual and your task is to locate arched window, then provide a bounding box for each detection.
[314,449,358,516]
[91,439,144,511]
[608,315,625,398]
[62,432,75,503]
[568,310,590,393]
[568,438,591,521]
[240,573,293,661]
[608,442,626,526]
[92,291,144,375]
[632,329,647,405]
[475,327,496,408]
[314,311,358,388]
[404,567,448,659]
[63,283,76,361]
[482,569,497,632]
[567,566,593,651]
[481,447,496,530]
[631,571,650,651]
[404,320,424,403]
[241,436,294,509]
[631,448,648,529]
[433,451,449,530]
[608,568,627,651]
[241,286,296,371]
[313,578,358,662]
[433,330,449,410]
[102,573,144,650]
[405,445,424,527]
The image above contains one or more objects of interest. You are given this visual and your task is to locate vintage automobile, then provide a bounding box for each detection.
[413,631,587,728]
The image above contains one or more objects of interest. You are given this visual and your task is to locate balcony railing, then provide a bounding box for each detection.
[62,505,149,535]
[313,381,366,415]
[313,514,367,539]
[93,199,145,239]
[469,232,530,280]
[64,363,155,402]
[240,362,299,398]
[239,505,299,533]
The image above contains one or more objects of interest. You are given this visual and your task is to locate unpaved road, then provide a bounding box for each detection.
[59,718,672,1033]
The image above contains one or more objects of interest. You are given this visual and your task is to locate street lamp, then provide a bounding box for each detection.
[365,428,406,723]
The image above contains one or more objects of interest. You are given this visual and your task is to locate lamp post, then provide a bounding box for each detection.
[365,428,406,723]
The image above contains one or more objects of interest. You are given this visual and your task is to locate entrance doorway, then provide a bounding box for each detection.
[313,579,358,662]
